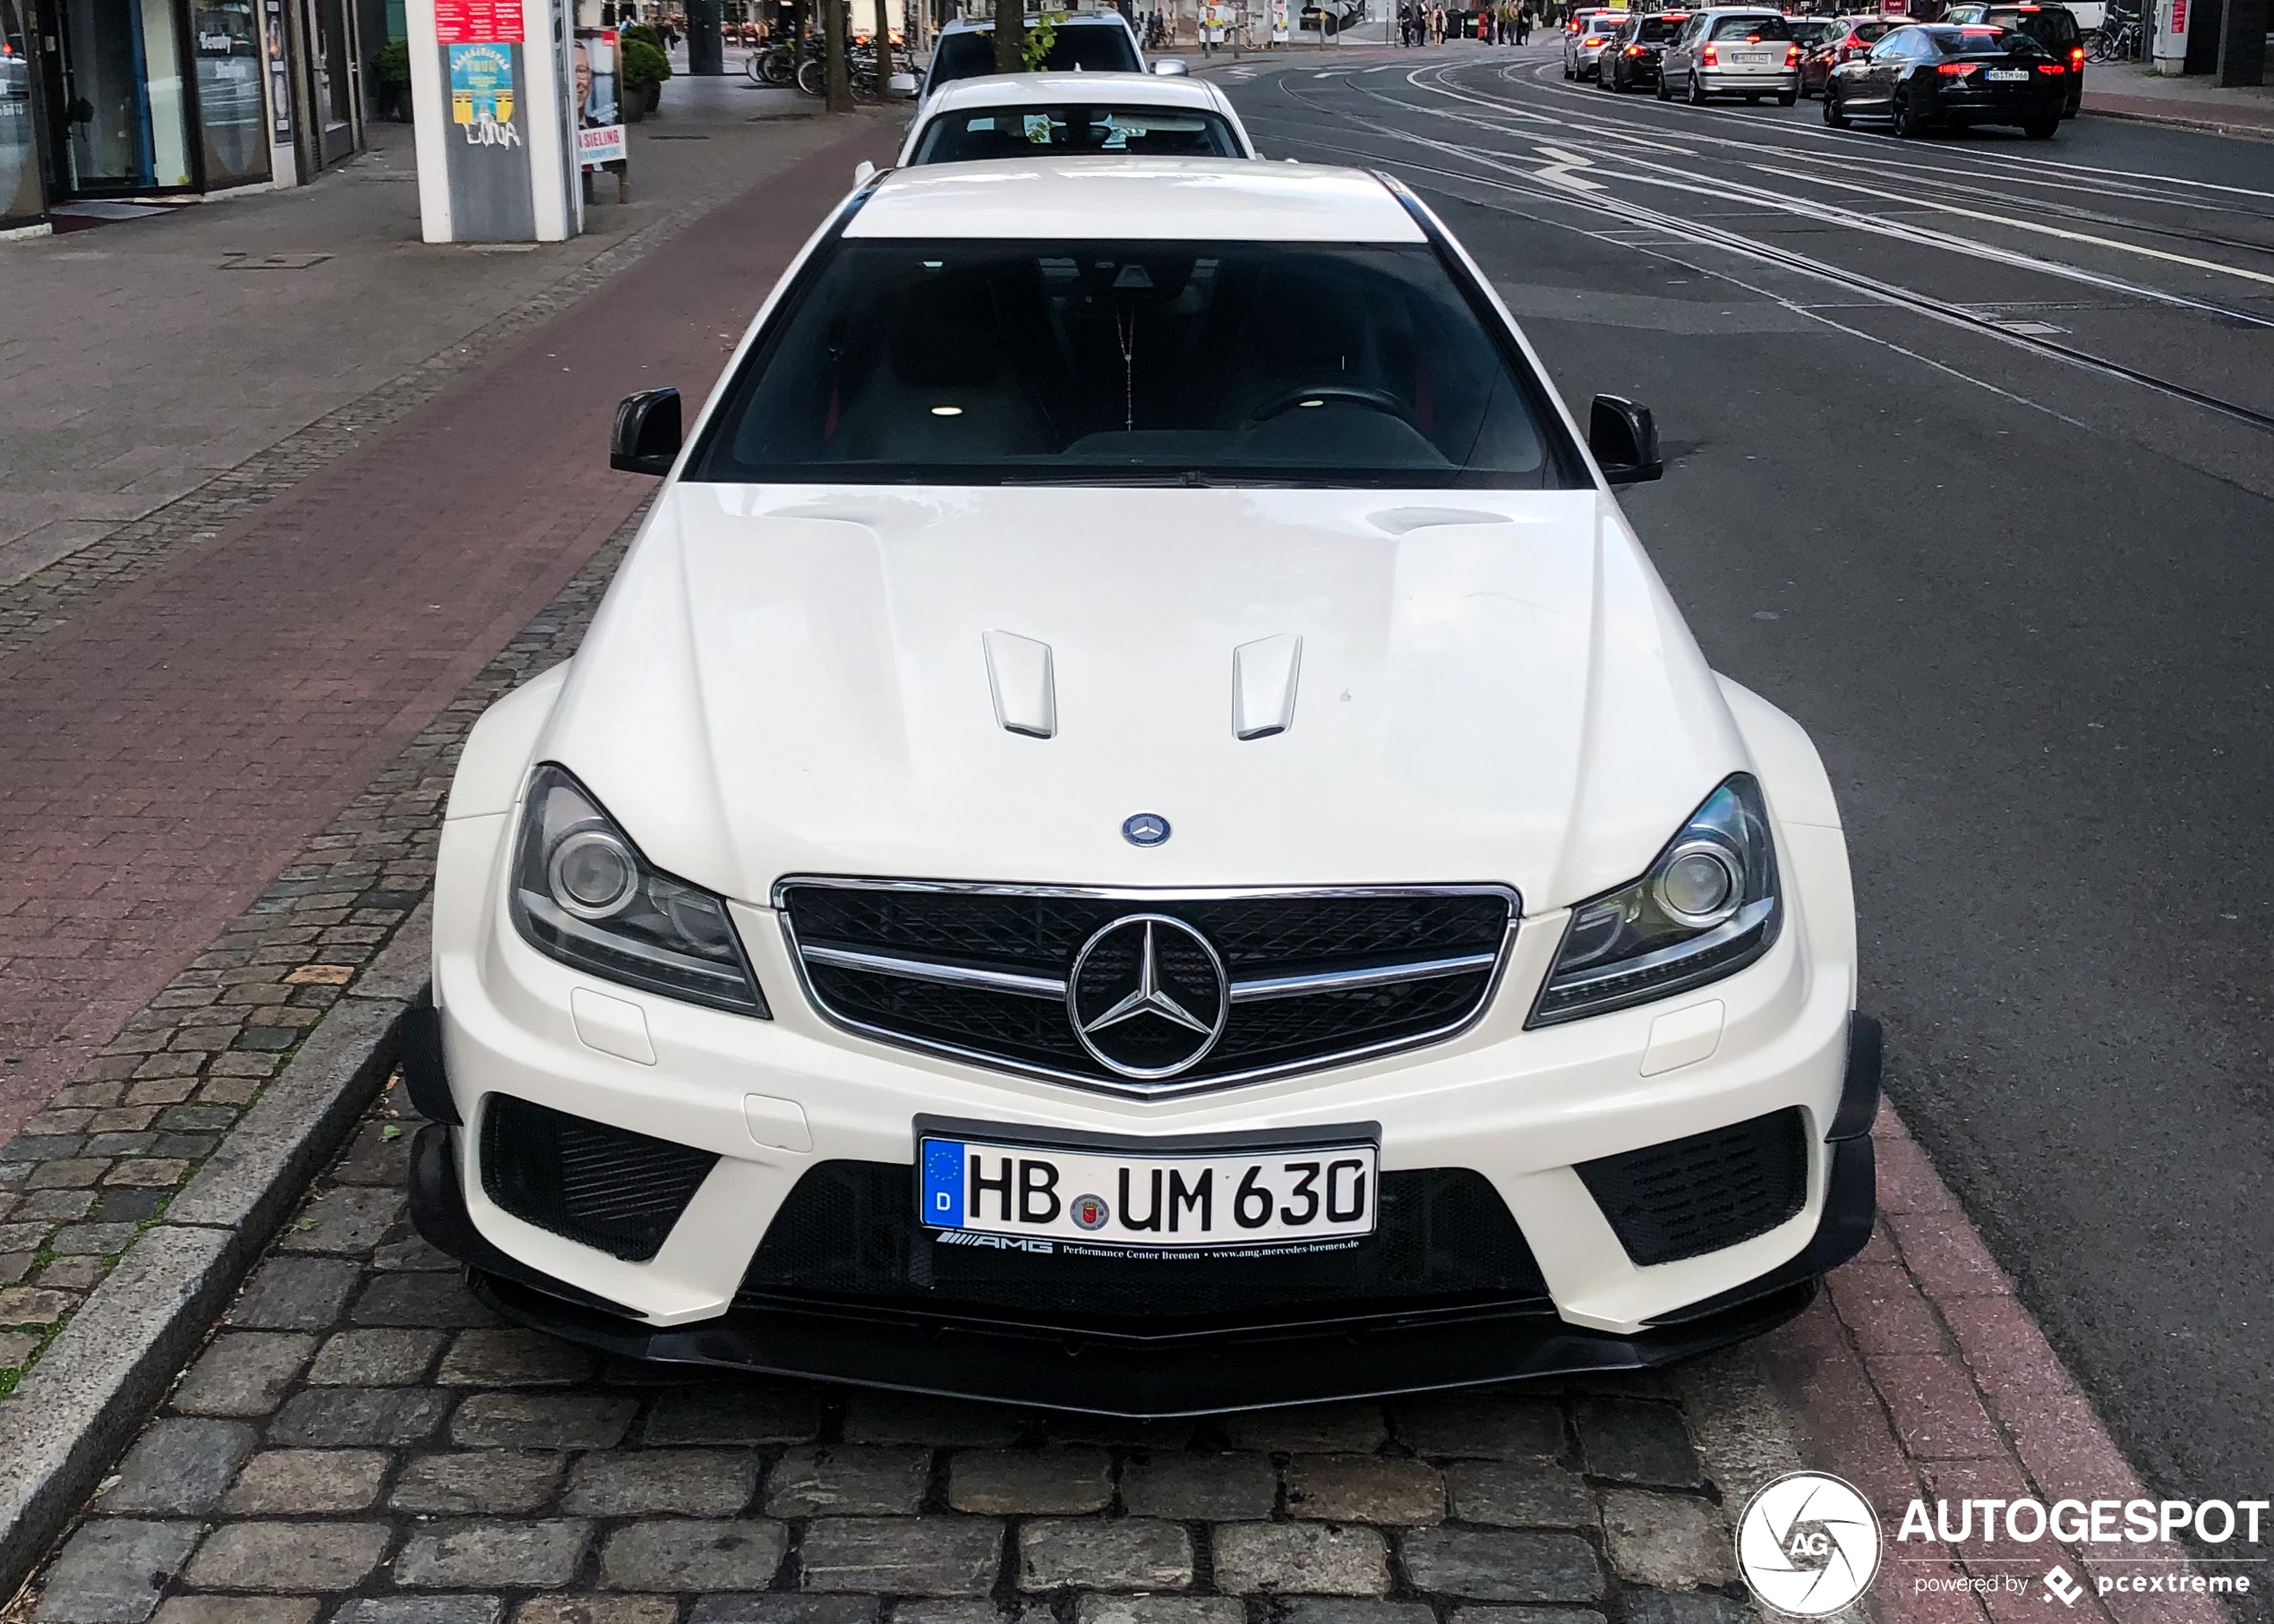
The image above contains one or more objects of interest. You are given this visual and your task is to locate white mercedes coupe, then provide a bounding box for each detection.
[406,158,1878,1415]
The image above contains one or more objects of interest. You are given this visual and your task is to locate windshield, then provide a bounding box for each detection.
[1986,5,2080,40]
[1709,14,1793,38]
[688,237,1577,489]
[1635,16,1680,38]
[1924,23,2044,50]
[929,24,1141,85]
[914,106,1243,161]
[1850,18,1892,39]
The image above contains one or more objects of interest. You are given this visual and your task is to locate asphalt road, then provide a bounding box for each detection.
[1221,40,2274,1599]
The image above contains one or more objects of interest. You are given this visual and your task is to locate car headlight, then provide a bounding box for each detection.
[509,765,769,1018]
[1528,774,1781,1027]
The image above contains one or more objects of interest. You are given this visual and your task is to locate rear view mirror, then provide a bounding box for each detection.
[1589,395,1663,483]
[1152,56,1192,73]
[887,71,919,97]
[611,388,682,477]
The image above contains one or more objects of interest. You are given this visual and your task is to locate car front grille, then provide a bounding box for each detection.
[775,882,1517,1094]
[737,1159,1551,1329]
[1575,1108,1809,1267]
[480,1095,718,1262]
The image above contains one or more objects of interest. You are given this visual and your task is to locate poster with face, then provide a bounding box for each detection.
[573,29,625,167]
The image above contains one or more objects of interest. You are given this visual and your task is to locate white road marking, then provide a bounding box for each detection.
[1748,163,2274,291]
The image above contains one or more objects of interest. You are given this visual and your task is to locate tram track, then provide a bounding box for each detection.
[1241,70,2274,436]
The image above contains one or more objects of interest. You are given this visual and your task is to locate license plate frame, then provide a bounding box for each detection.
[915,1115,1382,1253]
[1985,66,2028,80]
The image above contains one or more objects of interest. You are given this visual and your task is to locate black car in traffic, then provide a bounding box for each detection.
[1942,1,2084,114]
[1824,22,2066,138]
[1600,12,1690,91]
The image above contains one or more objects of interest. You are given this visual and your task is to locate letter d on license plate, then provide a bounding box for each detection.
[920,1135,1378,1249]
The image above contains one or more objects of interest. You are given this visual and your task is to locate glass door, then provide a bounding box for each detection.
[192,0,268,185]
[45,0,195,192]
[301,0,352,164]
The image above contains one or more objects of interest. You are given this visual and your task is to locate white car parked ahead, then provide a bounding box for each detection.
[898,73,1256,166]
[406,158,1878,1415]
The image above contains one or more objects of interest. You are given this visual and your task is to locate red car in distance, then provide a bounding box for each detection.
[1798,13,1894,95]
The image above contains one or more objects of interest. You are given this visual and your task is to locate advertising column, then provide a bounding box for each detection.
[407,0,580,241]
[2151,0,2186,71]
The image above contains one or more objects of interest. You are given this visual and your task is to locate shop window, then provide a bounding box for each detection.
[1,0,40,224]
[193,0,269,185]
[55,0,193,191]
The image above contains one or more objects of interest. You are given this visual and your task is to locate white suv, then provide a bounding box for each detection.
[406,158,1877,1415]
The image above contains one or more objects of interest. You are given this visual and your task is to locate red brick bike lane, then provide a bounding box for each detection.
[0,124,893,1144]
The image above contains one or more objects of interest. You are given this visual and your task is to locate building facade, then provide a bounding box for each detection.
[0,0,366,235]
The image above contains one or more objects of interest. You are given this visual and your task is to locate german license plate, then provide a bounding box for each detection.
[1986,67,2027,79]
[1732,47,1773,64]
[919,1134,1378,1249]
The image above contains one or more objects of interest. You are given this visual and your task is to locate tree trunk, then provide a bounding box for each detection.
[994,0,1025,71]
[823,0,855,110]
[875,0,894,80]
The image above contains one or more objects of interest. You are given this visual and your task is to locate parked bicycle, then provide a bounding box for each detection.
[793,36,886,96]
[747,41,798,84]
[2089,7,2143,60]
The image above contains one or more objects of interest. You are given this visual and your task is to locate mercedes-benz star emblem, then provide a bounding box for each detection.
[1066,914,1229,1079]
[1122,813,1171,848]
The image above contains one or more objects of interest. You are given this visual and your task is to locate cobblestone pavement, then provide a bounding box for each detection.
[0,507,634,1393]
[20,1090,1757,1624]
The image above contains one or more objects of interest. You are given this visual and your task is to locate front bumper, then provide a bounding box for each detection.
[409,1097,1875,1415]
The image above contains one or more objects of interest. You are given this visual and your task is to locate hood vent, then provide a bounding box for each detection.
[982,629,1056,739]
[1233,633,1304,740]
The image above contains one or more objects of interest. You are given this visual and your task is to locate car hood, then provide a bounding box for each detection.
[538,483,1750,915]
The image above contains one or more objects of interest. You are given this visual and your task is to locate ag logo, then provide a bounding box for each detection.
[1735,1472,1882,1617]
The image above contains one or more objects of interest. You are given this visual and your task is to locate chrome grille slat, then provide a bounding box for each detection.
[775,879,1519,1098]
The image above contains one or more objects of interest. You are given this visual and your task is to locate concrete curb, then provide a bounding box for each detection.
[2082,103,2274,140]
[0,906,432,1606]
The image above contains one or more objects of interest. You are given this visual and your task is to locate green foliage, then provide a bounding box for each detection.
[621,21,667,49]
[377,38,413,91]
[1021,7,1065,68]
[620,36,672,90]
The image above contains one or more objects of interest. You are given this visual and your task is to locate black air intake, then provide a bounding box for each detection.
[1577,1108,1808,1267]
[738,1160,1550,1328]
[481,1095,717,1262]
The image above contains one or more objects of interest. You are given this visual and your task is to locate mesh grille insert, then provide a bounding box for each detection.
[739,1159,1550,1328]
[781,885,1514,1090]
[1576,1108,1808,1267]
[481,1094,717,1262]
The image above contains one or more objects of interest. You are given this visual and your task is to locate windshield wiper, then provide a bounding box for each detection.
[996,470,1308,488]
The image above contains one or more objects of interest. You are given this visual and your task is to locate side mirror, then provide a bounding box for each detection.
[886,71,919,97]
[1151,56,1192,73]
[853,158,877,185]
[1589,395,1663,483]
[611,388,682,477]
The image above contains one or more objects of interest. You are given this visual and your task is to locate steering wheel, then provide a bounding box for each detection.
[1250,384,1415,424]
